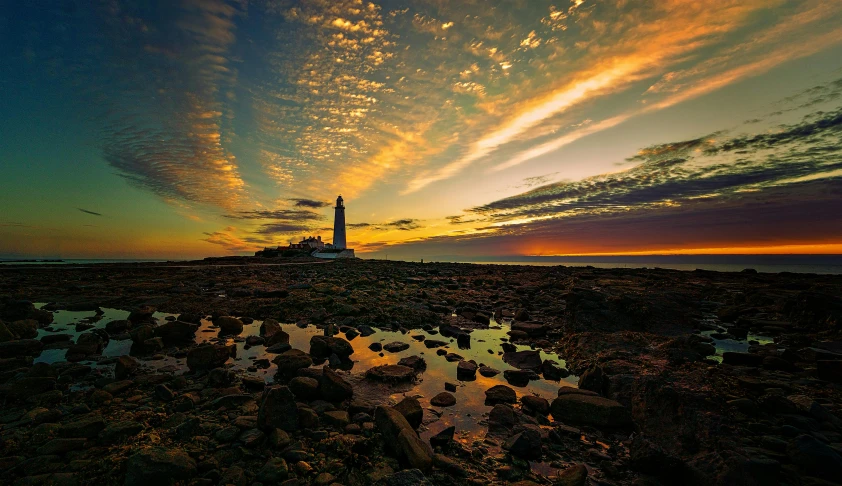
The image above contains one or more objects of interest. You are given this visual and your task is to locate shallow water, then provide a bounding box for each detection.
[33,304,577,448]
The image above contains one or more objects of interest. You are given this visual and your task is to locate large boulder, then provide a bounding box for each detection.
[0,338,43,357]
[124,447,197,486]
[6,320,38,339]
[485,385,517,405]
[503,425,543,459]
[550,393,632,427]
[502,350,542,370]
[319,367,353,401]
[309,335,354,359]
[393,397,423,429]
[273,349,313,377]
[365,364,417,383]
[258,386,299,431]
[374,405,433,471]
[214,316,244,335]
[154,321,199,343]
[787,434,842,481]
[260,319,289,346]
[186,344,234,371]
[577,366,609,395]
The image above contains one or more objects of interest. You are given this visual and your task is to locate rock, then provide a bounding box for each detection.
[722,352,763,367]
[382,469,432,486]
[60,415,105,438]
[369,342,382,352]
[323,410,350,428]
[7,320,38,339]
[289,376,320,400]
[2,376,56,400]
[383,341,410,353]
[521,395,550,415]
[430,392,456,407]
[424,340,447,348]
[207,368,234,387]
[397,355,427,371]
[273,349,313,377]
[0,339,43,357]
[485,385,517,404]
[153,320,199,343]
[550,393,632,427]
[503,369,538,386]
[186,344,234,371]
[456,360,478,380]
[258,386,299,431]
[503,351,542,370]
[394,397,423,429]
[310,335,354,359]
[154,384,175,402]
[787,434,842,481]
[366,364,417,383]
[36,438,86,455]
[319,367,353,401]
[256,457,288,483]
[102,380,134,396]
[503,426,542,459]
[555,464,588,486]
[239,428,265,447]
[265,343,292,354]
[577,366,609,395]
[261,319,290,346]
[214,316,244,335]
[0,320,13,342]
[127,305,155,324]
[114,355,139,380]
[479,366,500,377]
[374,405,433,471]
[124,447,197,486]
[99,421,143,444]
[541,360,569,380]
[429,426,455,448]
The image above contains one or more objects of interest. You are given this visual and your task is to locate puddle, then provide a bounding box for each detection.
[697,314,774,363]
[33,303,578,445]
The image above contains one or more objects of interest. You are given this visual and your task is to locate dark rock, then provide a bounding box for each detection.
[258,386,299,431]
[0,339,43,358]
[309,335,354,359]
[787,434,842,481]
[394,397,423,429]
[503,425,542,459]
[289,376,320,400]
[551,393,632,427]
[7,320,38,339]
[319,367,353,401]
[153,320,199,343]
[256,457,288,483]
[397,355,426,371]
[577,366,609,395]
[374,405,434,471]
[502,350,542,370]
[722,352,763,367]
[114,355,139,380]
[365,364,417,383]
[555,464,588,486]
[541,360,569,380]
[214,316,244,335]
[485,385,517,404]
[382,469,432,486]
[429,426,455,448]
[430,392,456,407]
[186,344,234,371]
[383,341,410,353]
[521,395,551,415]
[503,369,538,387]
[479,366,500,377]
[36,438,86,455]
[60,415,106,438]
[124,447,197,486]
[98,421,143,445]
[273,349,313,377]
[456,360,478,380]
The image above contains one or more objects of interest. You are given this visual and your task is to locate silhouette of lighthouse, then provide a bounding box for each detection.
[333,195,346,249]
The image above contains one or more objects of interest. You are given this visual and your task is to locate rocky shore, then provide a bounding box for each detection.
[1,259,841,485]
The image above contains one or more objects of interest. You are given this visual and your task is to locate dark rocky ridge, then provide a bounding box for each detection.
[0,259,840,485]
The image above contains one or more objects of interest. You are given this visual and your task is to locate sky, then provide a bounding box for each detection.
[2,0,842,260]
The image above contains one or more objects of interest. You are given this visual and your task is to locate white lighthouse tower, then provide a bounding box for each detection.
[332,195,347,249]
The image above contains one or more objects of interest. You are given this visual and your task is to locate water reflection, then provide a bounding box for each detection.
[33,304,578,440]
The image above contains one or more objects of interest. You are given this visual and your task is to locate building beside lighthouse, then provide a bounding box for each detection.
[254,194,355,259]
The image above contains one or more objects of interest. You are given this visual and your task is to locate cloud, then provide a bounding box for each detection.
[224,210,323,222]
[290,199,330,208]
[77,208,102,216]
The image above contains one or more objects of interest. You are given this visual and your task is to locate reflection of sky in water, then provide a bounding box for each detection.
[701,329,775,364]
[33,304,577,449]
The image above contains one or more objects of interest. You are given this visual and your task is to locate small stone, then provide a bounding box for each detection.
[430,392,456,407]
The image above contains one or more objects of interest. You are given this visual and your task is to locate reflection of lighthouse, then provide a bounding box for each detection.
[333,195,346,249]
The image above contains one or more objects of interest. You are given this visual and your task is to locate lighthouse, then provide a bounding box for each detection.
[333,195,347,249]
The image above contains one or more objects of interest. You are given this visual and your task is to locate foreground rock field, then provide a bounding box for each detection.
[1,258,842,485]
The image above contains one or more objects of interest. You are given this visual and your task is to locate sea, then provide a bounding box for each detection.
[1,255,841,274]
